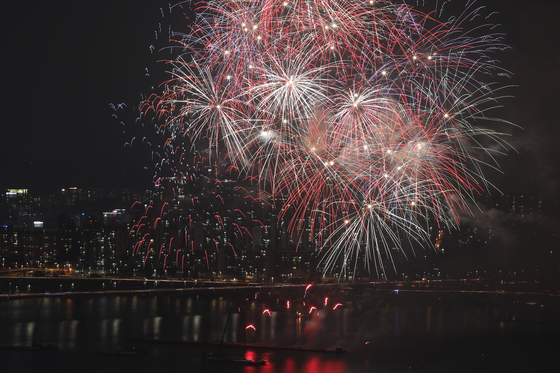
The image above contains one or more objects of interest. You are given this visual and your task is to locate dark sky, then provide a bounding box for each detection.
[2,0,559,198]
[3,0,173,191]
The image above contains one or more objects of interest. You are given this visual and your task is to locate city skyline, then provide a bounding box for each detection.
[2,184,558,285]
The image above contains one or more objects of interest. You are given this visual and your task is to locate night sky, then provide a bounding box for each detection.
[2,0,559,198]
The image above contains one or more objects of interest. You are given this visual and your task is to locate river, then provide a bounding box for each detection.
[0,288,558,372]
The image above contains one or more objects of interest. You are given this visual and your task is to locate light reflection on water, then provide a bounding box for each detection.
[193,314,202,341]
[58,320,79,349]
[0,291,557,372]
[12,321,36,346]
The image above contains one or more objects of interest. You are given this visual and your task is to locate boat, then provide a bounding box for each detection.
[97,346,149,357]
[206,353,266,365]
[128,336,345,353]
[0,342,57,351]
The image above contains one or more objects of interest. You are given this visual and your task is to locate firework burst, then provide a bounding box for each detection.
[143,0,513,278]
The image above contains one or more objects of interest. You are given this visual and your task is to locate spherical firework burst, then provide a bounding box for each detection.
[143,0,513,279]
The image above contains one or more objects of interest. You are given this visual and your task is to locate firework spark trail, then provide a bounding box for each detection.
[142,0,513,277]
[121,109,259,276]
